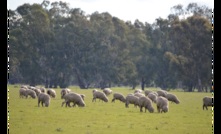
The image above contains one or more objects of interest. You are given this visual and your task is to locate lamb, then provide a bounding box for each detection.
[157,90,168,97]
[38,93,50,107]
[103,88,112,96]
[203,96,213,110]
[61,88,71,99]
[112,93,126,103]
[62,92,85,107]
[47,89,56,98]
[26,89,37,99]
[125,95,139,108]
[144,90,153,96]
[134,92,145,98]
[156,96,169,113]
[147,92,157,103]
[138,96,154,113]
[134,89,143,94]
[166,93,180,104]
[92,91,108,102]
[19,88,27,98]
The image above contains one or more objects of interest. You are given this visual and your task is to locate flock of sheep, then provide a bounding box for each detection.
[19,85,213,113]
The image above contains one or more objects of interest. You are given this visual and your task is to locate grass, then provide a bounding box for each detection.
[8,85,213,134]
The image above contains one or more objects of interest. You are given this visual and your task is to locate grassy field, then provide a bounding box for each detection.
[8,85,213,134]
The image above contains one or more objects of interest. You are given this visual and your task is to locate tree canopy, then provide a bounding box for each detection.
[9,1,212,92]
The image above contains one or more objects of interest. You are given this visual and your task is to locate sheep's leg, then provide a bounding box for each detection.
[157,106,160,113]
[41,102,44,107]
[38,100,40,107]
[140,106,143,112]
[112,98,115,103]
[205,106,208,110]
[125,102,129,108]
[203,104,205,110]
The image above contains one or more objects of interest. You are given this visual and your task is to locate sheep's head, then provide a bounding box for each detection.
[146,105,154,113]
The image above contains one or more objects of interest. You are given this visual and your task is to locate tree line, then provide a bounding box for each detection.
[9,0,212,92]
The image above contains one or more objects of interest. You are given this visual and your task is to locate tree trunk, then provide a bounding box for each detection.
[75,69,87,89]
[141,77,145,90]
[188,82,193,92]
[197,76,202,92]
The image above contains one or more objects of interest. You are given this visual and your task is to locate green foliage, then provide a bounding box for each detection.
[8,85,213,134]
[9,1,211,91]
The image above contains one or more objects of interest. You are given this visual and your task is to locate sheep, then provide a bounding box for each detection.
[134,92,145,98]
[92,89,98,93]
[92,91,108,102]
[19,88,28,98]
[144,90,153,96]
[103,88,112,96]
[21,85,28,89]
[203,96,213,110]
[60,88,71,99]
[134,89,143,94]
[156,96,169,113]
[39,87,46,93]
[166,93,180,104]
[157,90,168,97]
[147,92,157,103]
[80,94,85,100]
[62,92,85,107]
[112,93,126,103]
[47,89,56,98]
[138,96,154,113]
[33,88,41,96]
[38,93,50,107]
[26,89,37,99]
[125,95,139,108]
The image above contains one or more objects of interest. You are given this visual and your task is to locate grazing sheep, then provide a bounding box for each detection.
[92,91,108,102]
[112,93,126,103]
[152,92,158,96]
[92,89,98,93]
[47,89,56,98]
[156,96,169,113]
[127,93,134,96]
[134,92,145,98]
[80,94,85,100]
[60,88,71,99]
[62,92,85,107]
[138,96,154,113]
[33,88,41,96]
[38,93,50,107]
[39,87,46,93]
[157,90,168,97]
[125,95,139,108]
[203,96,213,110]
[103,88,112,96]
[134,89,143,94]
[21,85,28,89]
[26,89,37,99]
[144,90,153,96]
[147,93,157,103]
[19,88,28,98]
[166,93,180,104]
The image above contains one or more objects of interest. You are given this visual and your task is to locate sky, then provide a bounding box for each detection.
[7,0,214,24]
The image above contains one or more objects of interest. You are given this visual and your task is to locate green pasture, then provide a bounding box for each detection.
[8,85,213,134]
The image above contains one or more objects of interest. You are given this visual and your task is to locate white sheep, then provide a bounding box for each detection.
[147,92,157,103]
[156,96,169,113]
[33,88,41,96]
[138,96,154,113]
[125,95,139,108]
[47,89,56,98]
[38,93,50,107]
[134,89,143,94]
[25,89,37,99]
[157,90,168,97]
[60,88,71,99]
[144,90,153,96]
[19,88,27,98]
[92,91,109,102]
[39,87,46,93]
[166,93,180,104]
[103,88,112,96]
[203,96,213,110]
[62,92,85,107]
[112,93,126,103]
[134,92,145,98]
